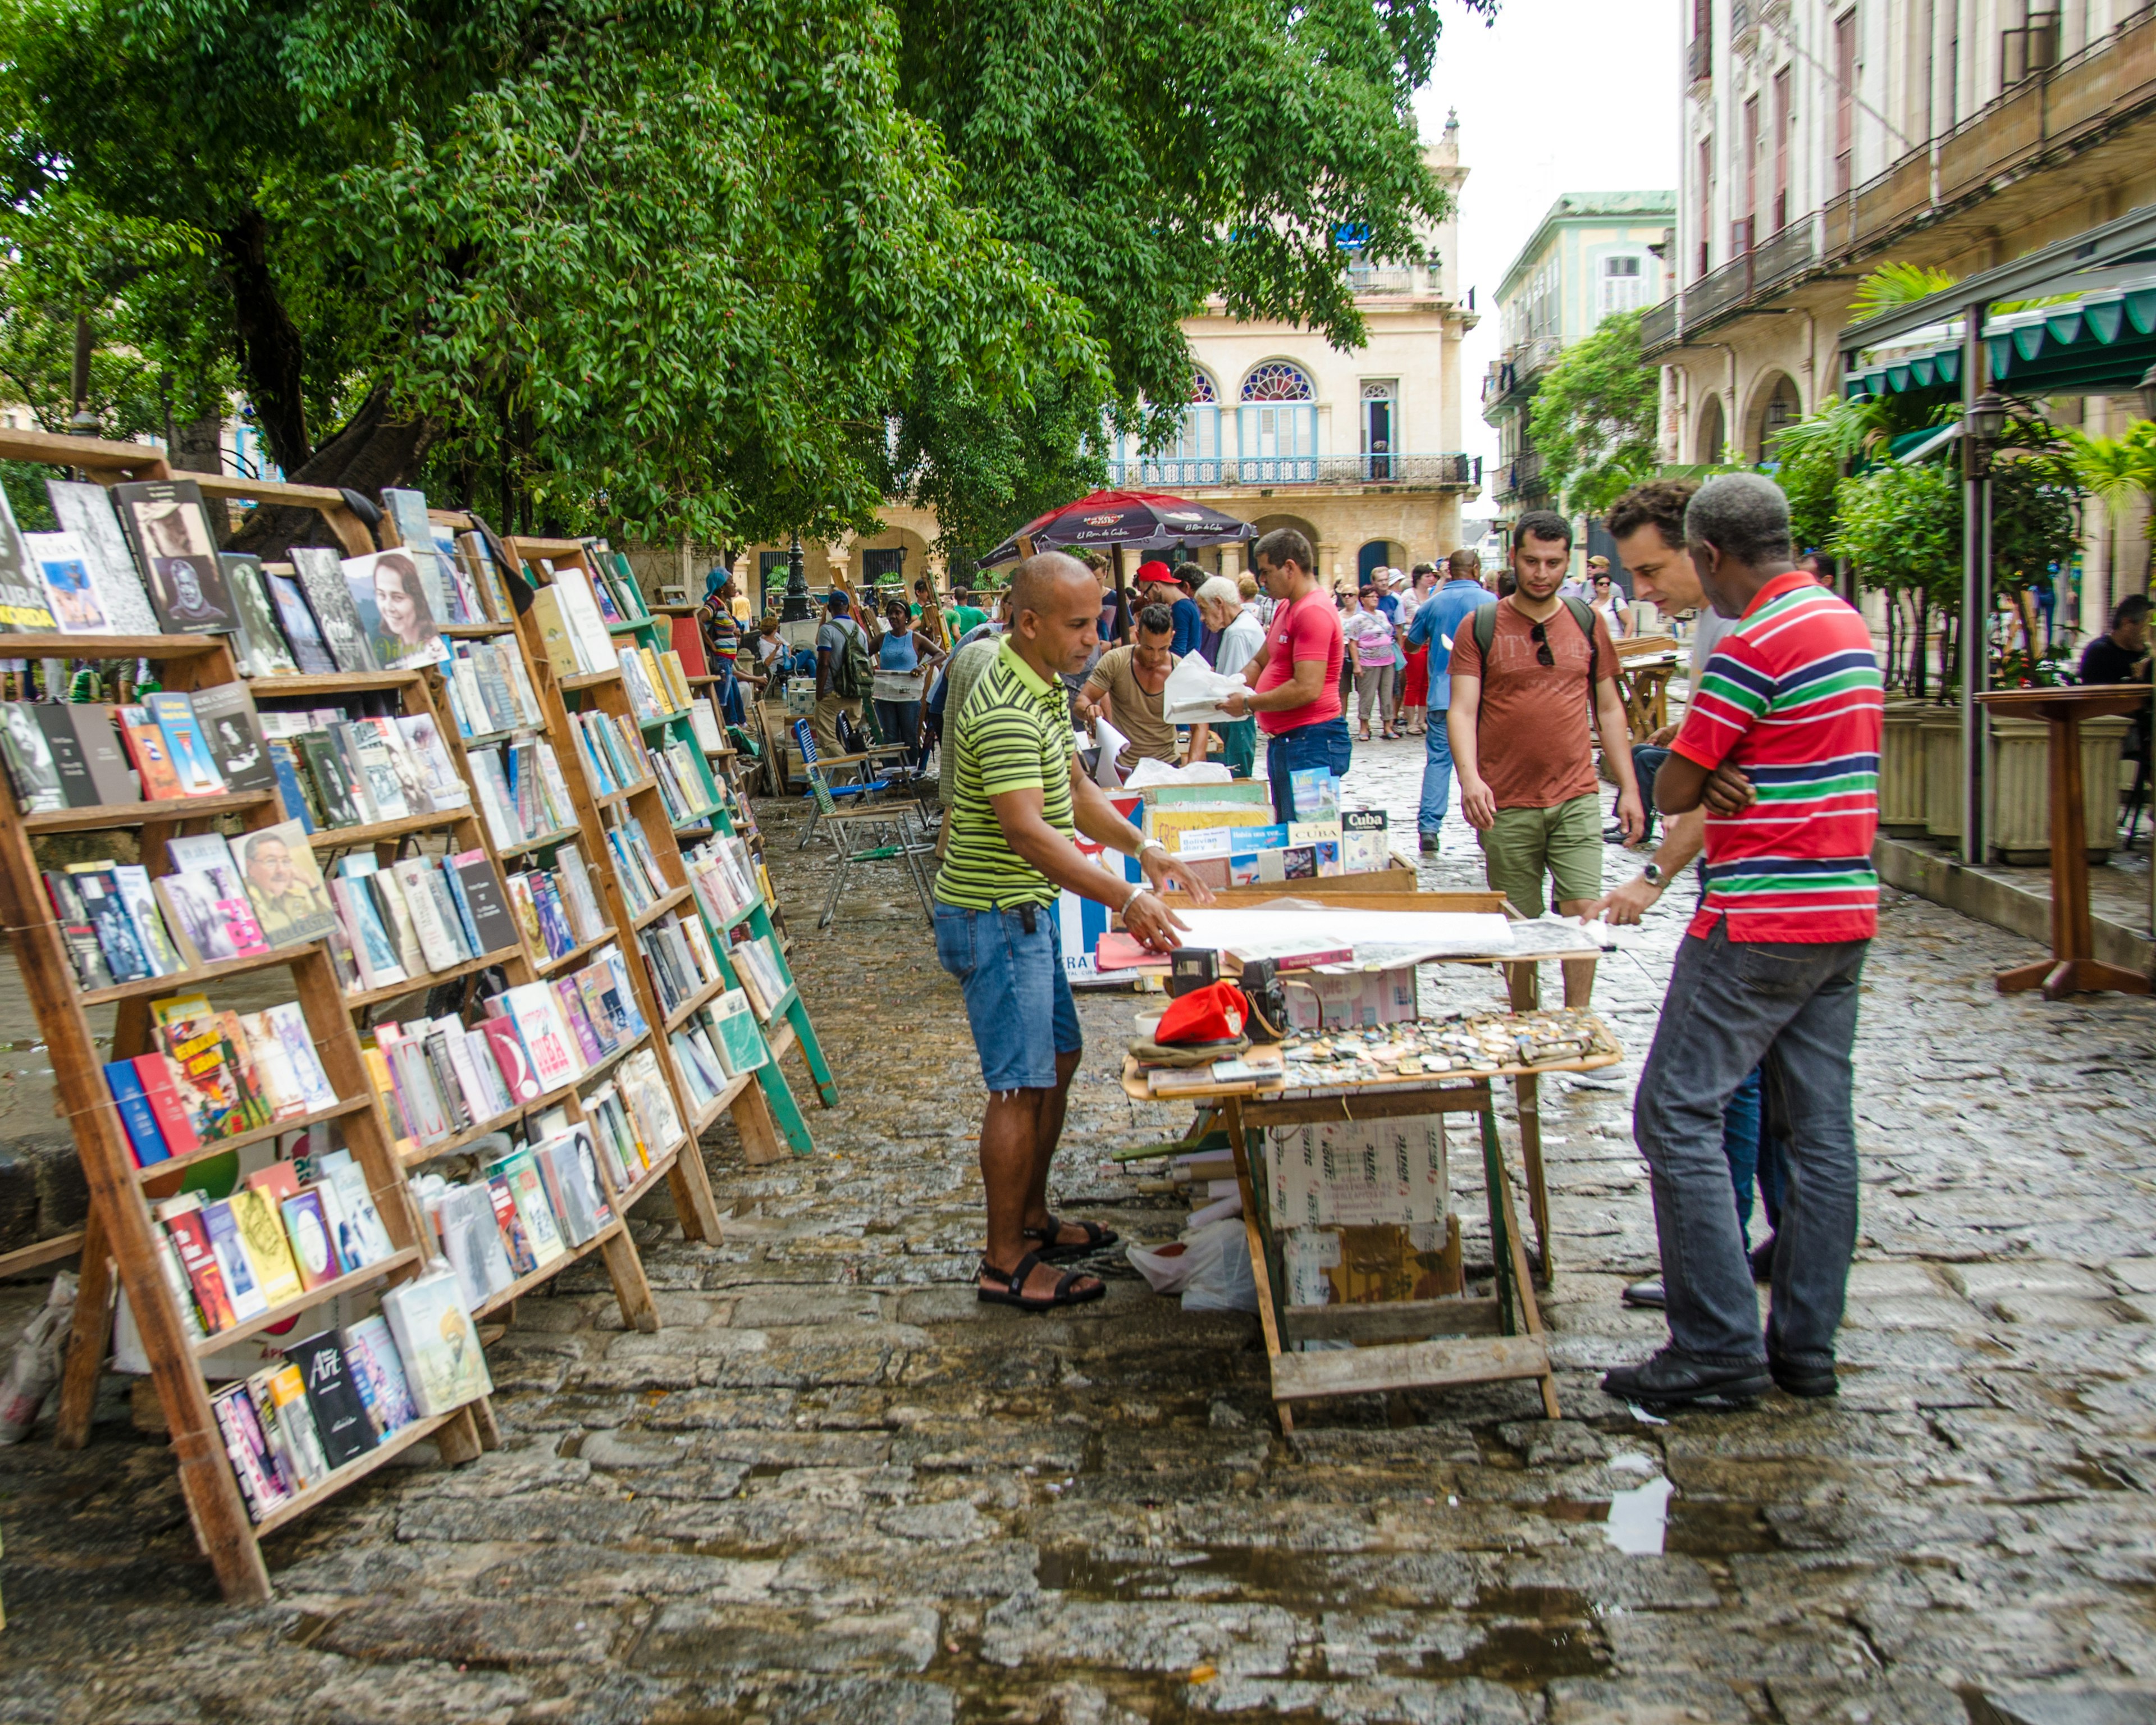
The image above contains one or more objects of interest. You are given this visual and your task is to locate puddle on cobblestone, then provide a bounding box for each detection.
[1420,1619,1607,1682]
[1523,1493,1779,1555]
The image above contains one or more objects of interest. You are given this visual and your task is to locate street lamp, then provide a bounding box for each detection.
[1963,390,2008,478]
[2137,362,2156,423]
[776,533,818,654]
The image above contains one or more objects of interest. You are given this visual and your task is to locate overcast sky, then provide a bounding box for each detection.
[1412,0,1682,524]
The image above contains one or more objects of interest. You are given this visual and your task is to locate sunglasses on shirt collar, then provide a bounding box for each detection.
[1529,620,1555,667]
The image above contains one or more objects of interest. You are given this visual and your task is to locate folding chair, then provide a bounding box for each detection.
[816,803,935,929]
[793,718,891,850]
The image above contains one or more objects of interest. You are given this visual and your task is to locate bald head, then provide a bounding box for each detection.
[1007,551,1102,678]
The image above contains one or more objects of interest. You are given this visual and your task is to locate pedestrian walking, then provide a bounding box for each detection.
[1343,586,1399,741]
[870,596,944,772]
[1601,473,1883,1409]
[1198,576,1264,779]
[1589,568,1630,638]
[1403,548,1495,852]
[1221,527,1350,822]
[1587,478,1778,1312]
[1396,565,1438,737]
[812,591,872,759]
[1448,510,1643,1007]
[934,552,1212,1311]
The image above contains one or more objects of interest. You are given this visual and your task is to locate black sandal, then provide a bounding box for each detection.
[977,1251,1106,1312]
[1023,1215,1120,1263]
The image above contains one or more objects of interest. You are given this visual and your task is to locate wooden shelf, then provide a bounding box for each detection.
[532,927,617,978]
[248,1404,471,1537]
[400,1099,529,1168]
[0,632,225,660]
[24,789,276,833]
[192,1245,422,1357]
[651,604,701,617]
[308,806,471,851]
[439,623,516,638]
[630,883,693,930]
[495,823,582,860]
[591,781,654,813]
[617,1135,687,1211]
[473,1221,624,1322]
[137,1097,372,1186]
[574,1027,650,1089]
[559,668,620,691]
[250,669,422,699]
[664,975,726,1034]
[79,940,322,1007]
[344,944,522,1011]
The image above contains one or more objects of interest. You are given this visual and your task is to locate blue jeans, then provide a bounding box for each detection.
[1632,745,1670,839]
[1263,716,1353,822]
[1721,1069,1764,1240]
[1634,921,1868,1371]
[1419,714,1456,833]
[873,698,923,769]
[933,902,1082,1092]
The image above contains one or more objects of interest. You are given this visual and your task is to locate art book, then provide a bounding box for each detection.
[290,546,376,673]
[23,530,111,632]
[111,480,235,635]
[220,553,300,678]
[45,478,158,634]
[188,682,278,794]
[230,819,339,947]
[342,547,448,671]
[339,1315,418,1435]
[143,691,226,795]
[0,703,65,812]
[379,1263,492,1417]
[262,564,339,674]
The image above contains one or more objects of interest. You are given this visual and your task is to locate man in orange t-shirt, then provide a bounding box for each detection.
[1449,510,1643,1006]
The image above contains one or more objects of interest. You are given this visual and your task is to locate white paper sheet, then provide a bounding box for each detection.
[1122,757,1232,790]
[1161,652,1250,724]
[1166,906,1516,960]
[1092,717,1129,788]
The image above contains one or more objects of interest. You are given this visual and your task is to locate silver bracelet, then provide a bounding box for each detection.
[1120,879,1148,915]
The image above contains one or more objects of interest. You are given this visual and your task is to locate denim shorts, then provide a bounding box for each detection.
[933,901,1082,1091]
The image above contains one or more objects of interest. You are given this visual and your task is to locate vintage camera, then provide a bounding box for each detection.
[1237,957,1289,1044]
[1166,947,1219,998]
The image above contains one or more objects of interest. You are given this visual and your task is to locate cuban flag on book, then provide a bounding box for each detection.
[1061,791,1146,979]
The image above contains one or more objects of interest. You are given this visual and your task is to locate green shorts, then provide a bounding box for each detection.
[1478,792,1605,918]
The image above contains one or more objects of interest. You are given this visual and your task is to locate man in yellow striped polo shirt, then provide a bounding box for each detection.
[935,551,1213,1312]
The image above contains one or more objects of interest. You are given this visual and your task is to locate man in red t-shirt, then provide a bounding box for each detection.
[1449,510,1643,1008]
[1221,527,1348,821]
[1603,473,1883,1413]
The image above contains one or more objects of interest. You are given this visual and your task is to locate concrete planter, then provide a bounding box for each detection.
[1988,712,2131,865]
[1921,708,1962,841]
[1878,700,1930,834]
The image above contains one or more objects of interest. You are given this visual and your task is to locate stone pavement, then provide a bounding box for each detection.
[3,731,2155,1722]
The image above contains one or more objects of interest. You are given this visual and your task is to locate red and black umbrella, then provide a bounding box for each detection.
[978,489,1255,567]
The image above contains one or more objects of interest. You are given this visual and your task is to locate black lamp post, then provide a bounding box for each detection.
[779,533,813,623]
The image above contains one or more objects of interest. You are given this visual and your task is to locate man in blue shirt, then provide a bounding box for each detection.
[1403,548,1496,852]
[1168,564,1206,659]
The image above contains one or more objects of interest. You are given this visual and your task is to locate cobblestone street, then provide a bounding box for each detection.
[3,732,2155,1723]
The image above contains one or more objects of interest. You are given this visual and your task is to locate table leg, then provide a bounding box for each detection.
[1482,1106,1561,1421]
[1513,1070,1552,1285]
[1222,1096,1291,1432]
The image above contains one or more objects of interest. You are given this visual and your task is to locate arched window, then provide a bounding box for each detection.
[1237,362,1318,479]
[1189,371,1217,405]
[1112,371,1222,486]
[1240,362,1315,403]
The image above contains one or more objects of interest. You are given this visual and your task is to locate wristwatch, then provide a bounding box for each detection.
[1641,861,1664,887]
[1136,838,1168,864]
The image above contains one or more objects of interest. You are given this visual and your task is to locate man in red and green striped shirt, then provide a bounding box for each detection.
[1604,473,1881,1412]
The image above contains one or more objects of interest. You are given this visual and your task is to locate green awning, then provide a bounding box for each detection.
[1846,282,2156,400]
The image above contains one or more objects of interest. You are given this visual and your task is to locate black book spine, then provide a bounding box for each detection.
[35,706,98,807]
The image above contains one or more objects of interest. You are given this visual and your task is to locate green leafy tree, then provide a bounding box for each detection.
[4,0,1482,558]
[1526,309,1659,517]
[1831,459,1962,697]
[1847,261,1957,323]
[2064,421,2156,591]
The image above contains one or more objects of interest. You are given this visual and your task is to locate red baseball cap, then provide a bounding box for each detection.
[1154,980,1249,1046]
[1136,559,1173,586]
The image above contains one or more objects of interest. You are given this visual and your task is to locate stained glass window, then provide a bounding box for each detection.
[1189,371,1217,405]
[1240,362,1314,403]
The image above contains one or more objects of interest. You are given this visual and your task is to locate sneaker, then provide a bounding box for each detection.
[1750,1235,1776,1284]
[1621,1277,1665,1309]
[1419,830,1440,855]
[1601,1349,1773,1408]
[1768,1353,1838,1398]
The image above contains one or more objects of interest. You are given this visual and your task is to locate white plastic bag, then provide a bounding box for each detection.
[1162,654,1250,725]
[1126,1236,1197,1294]
[0,1270,78,1444]
[1179,1217,1258,1313]
[1122,756,1232,791]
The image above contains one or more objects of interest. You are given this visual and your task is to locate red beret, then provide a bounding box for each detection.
[1154,980,1250,1046]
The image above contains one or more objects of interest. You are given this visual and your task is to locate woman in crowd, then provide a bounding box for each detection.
[1396,564,1438,736]
[1341,585,1401,742]
[869,595,944,770]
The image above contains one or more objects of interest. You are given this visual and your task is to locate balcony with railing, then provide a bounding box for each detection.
[1105,453,1481,490]
[1490,450,1545,503]
[1644,214,1820,354]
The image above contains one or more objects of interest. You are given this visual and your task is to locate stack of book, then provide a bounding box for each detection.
[412,1119,616,1309]
[382,488,514,628]
[584,1046,684,1184]
[638,906,723,1020]
[526,560,622,678]
[618,644,694,723]
[468,733,578,850]
[599,812,673,919]
[647,736,715,823]
[210,1261,491,1525]
[726,933,790,1021]
[577,545,649,627]
[104,994,340,1166]
[0,688,272,814]
[149,1146,398,1338]
[256,704,469,835]
[683,834,761,925]
[439,638,543,740]
[569,707,652,798]
[670,988,769,1115]
[326,848,519,996]
[505,841,610,963]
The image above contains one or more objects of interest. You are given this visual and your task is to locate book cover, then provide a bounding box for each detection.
[112,704,185,800]
[499,1152,568,1266]
[395,711,468,810]
[392,859,465,970]
[189,682,279,793]
[317,1150,395,1268]
[297,732,362,827]
[111,864,182,976]
[23,530,109,631]
[439,1182,513,1308]
[44,478,157,634]
[290,546,376,673]
[328,875,401,989]
[341,547,449,672]
[200,1198,270,1321]
[128,1052,204,1159]
[552,976,605,1067]
[485,1175,538,1276]
[230,819,339,947]
[103,1059,172,1166]
[220,553,300,677]
[143,691,226,796]
[380,487,453,620]
[152,869,264,966]
[62,703,140,805]
[264,1362,333,1487]
[111,480,234,635]
[211,1385,287,1522]
[262,565,339,674]
[532,1140,593,1247]
[264,1002,338,1113]
[479,1015,541,1103]
[0,479,55,633]
[708,989,770,1079]
[69,865,153,983]
[163,1206,236,1331]
[266,738,319,832]
[280,1190,340,1290]
[338,1315,417,1435]
[1,703,66,812]
[379,1265,492,1417]
[230,1186,305,1309]
[574,968,620,1055]
[289,1329,379,1468]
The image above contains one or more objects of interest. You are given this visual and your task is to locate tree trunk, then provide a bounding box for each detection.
[1911,591,1927,700]
[229,385,443,560]
[216,211,312,478]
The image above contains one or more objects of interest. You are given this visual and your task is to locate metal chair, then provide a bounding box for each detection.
[793,718,890,850]
[815,802,935,929]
